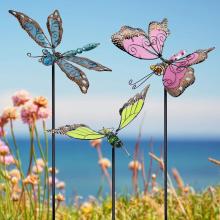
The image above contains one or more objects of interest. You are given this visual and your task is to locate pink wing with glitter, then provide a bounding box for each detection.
[163,48,214,97]
[111,19,169,60]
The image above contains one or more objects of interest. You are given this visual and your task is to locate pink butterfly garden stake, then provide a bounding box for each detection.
[111,18,214,220]
[111,19,214,97]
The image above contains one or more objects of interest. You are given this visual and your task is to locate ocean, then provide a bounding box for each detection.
[6,137,220,203]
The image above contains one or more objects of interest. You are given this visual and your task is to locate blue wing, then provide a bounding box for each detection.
[9,10,51,48]
[47,10,63,48]
[56,58,89,94]
[63,55,112,71]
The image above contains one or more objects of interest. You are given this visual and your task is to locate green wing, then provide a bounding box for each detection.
[117,85,150,131]
[47,124,105,140]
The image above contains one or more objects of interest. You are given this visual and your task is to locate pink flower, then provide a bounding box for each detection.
[0,142,10,156]
[2,107,18,121]
[37,107,50,120]
[20,103,38,125]
[12,90,30,107]
[48,176,58,186]
[0,154,15,165]
[0,128,5,137]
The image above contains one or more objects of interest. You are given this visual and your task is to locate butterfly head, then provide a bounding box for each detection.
[150,63,165,76]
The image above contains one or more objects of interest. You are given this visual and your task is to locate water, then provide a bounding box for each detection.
[6,137,220,203]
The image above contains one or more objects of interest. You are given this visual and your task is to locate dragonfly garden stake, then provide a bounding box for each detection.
[47,85,150,220]
[9,9,111,220]
[111,18,214,220]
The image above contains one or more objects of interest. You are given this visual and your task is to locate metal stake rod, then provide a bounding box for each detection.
[164,89,168,220]
[52,64,56,220]
[112,147,115,220]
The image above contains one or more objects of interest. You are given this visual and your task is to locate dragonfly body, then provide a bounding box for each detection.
[47,86,150,156]
[9,10,111,93]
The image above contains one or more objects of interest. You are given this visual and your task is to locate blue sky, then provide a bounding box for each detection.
[0,0,220,138]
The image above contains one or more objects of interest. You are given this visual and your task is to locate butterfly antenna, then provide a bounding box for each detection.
[129,72,154,89]
[27,53,43,58]
[122,145,130,157]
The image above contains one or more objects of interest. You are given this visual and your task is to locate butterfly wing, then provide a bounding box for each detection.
[165,67,195,97]
[112,26,159,59]
[63,55,111,71]
[117,85,149,132]
[9,10,51,48]
[148,18,170,56]
[111,19,169,60]
[47,10,63,48]
[56,58,89,94]
[163,47,214,97]
[47,124,105,140]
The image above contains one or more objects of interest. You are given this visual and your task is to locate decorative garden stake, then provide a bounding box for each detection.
[9,9,111,220]
[111,18,214,219]
[47,85,150,220]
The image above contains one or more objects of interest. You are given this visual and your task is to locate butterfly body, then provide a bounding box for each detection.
[9,10,111,94]
[112,19,214,97]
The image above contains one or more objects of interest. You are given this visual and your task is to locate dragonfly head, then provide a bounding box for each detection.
[40,49,56,66]
[150,64,164,76]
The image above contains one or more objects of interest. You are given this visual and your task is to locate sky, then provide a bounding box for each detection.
[0,0,220,138]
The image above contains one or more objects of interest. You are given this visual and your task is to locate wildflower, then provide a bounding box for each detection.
[20,103,38,125]
[0,183,5,192]
[172,168,184,191]
[56,181,65,190]
[32,164,44,174]
[152,186,159,193]
[0,142,10,156]
[56,193,65,202]
[23,174,38,185]
[128,160,142,171]
[0,116,8,136]
[36,158,46,168]
[98,158,111,169]
[183,186,190,193]
[12,90,30,107]
[90,139,102,148]
[80,202,93,214]
[2,107,18,121]
[37,107,50,120]
[11,193,19,202]
[33,96,48,108]
[48,176,58,186]
[11,176,19,186]
[152,173,157,180]
[0,154,15,165]
[9,169,21,180]
[48,167,59,174]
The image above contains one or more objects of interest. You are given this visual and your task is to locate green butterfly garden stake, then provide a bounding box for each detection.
[9,9,111,220]
[47,85,150,219]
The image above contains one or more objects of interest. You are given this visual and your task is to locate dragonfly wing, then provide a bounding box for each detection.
[148,18,170,55]
[47,124,105,140]
[112,26,159,60]
[117,85,149,131]
[56,58,89,94]
[9,10,51,48]
[47,10,63,48]
[64,55,111,71]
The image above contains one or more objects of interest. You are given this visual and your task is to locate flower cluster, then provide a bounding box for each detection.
[0,140,15,166]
